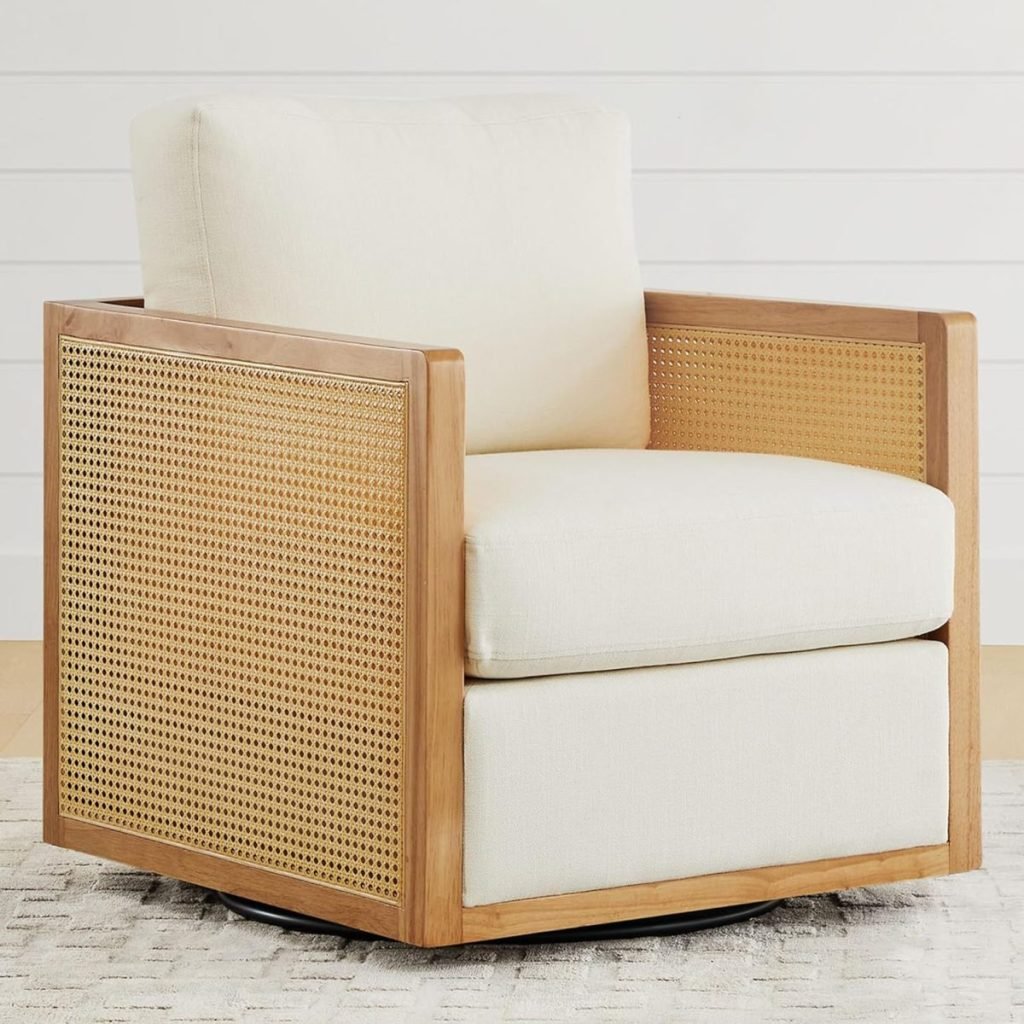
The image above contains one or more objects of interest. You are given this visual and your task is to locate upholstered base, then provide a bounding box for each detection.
[464,640,950,907]
[216,891,783,944]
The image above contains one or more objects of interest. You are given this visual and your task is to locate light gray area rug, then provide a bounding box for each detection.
[1,759,1021,1024]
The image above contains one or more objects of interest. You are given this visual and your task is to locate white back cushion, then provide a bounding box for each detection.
[130,94,649,454]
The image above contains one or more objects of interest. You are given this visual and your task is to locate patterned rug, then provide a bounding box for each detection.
[1,759,1021,1024]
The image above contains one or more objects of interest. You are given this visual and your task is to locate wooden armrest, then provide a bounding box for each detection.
[644,289,980,872]
[643,289,976,487]
[43,298,465,946]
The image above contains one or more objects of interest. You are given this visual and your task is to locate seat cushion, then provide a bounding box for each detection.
[464,449,954,678]
[463,639,949,905]
[130,93,649,454]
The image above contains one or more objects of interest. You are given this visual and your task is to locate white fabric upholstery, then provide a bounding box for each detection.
[130,94,649,454]
[463,639,949,906]
[465,449,954,678]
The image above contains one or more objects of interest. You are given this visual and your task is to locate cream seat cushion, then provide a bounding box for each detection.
[464,449,954,678]
[130,93,649,454]
[464,639,949,905]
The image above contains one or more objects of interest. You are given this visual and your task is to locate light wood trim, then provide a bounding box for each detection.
[402,350,466,947]
[644,290,923,343]
[463,843,950,942]
[43,298,466,946]
[921,311,981,871]
[52,299,457,380]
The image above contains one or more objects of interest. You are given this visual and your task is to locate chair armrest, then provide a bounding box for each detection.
[644,289,977,485]
[644,288,980,871]
[43,298,466,945]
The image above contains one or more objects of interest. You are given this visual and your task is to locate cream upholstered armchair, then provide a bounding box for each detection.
[43,95,979,947]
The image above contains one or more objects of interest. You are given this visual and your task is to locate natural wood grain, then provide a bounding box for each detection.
[402,350,466,947]
[42,298,466,946]
[644,290,921,343]
[463,844,951,942]
[53,298,456,380]
[921,311,981,872]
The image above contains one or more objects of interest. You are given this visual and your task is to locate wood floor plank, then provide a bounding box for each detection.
[0,640,42,715]
[0,713,31,752]
[980,646,1024,759]
[1,706,41,757]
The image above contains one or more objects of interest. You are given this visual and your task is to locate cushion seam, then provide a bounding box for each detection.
[465,614,949,662]
[465,500,950,549]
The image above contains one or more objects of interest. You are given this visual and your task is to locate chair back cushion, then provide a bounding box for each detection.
[131,94,649,453]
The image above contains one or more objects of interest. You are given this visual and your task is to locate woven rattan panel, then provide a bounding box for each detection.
[648,324,927,480]
[57,337,408,902]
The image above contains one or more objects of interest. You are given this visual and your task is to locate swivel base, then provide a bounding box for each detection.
[216,891,783,944]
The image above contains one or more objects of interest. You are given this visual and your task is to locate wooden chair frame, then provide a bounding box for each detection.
[43,291,979,947]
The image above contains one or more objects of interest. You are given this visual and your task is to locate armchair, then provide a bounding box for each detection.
[43,95,979,948]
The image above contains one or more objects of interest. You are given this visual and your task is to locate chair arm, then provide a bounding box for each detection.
[644,288,980,871]
[43,298,465,945]
[645,289,976,485]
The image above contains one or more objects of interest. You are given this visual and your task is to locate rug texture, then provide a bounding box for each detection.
[1,759,1021,1024]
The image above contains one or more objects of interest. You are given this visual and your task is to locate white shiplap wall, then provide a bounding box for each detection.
[2,1,1023,639]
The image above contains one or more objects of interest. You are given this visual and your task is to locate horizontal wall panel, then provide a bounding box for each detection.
[979,365,1024,476]
[5,76,1024,172]
[981,556,1024,644]
[4,1,1024,73]
[0,175,137,262]
[0,264,141,361]
[0,366,42,474]
[4,172,1023,264]
[634,173,1024,263]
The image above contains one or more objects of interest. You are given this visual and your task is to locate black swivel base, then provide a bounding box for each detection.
[216,890,783,944]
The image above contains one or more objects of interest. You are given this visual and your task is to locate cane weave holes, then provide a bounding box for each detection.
[648,325,927,481]
[57,337,408,902]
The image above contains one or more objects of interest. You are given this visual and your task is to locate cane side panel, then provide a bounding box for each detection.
[57,337,408,903]
[647,324,927,481]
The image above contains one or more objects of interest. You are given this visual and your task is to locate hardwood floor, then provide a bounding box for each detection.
[1,642,1021,758]
[979,645,1024,759]
[0,641,42,758]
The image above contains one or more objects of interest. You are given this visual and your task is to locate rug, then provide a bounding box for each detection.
[1,759,1021,1024]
